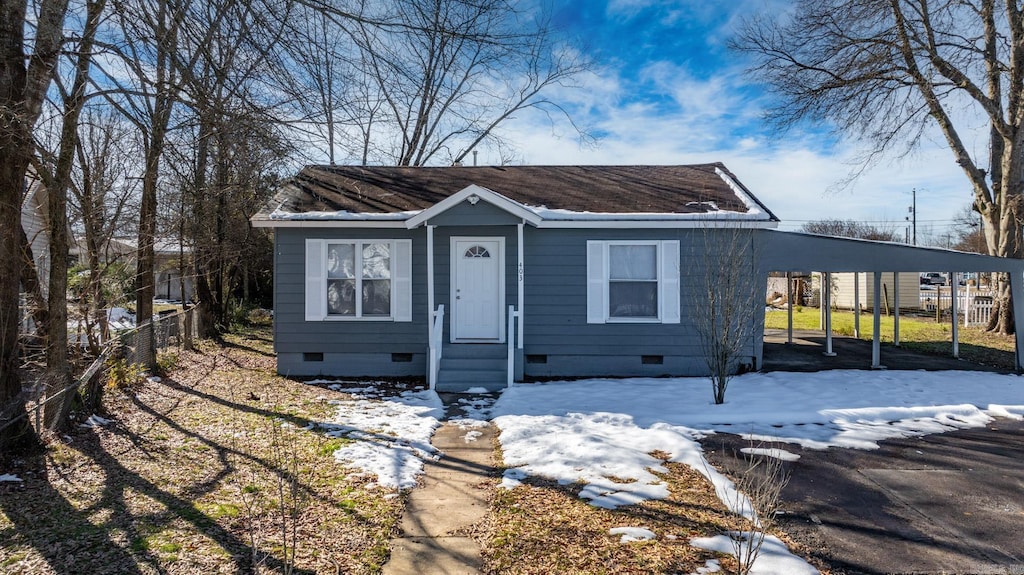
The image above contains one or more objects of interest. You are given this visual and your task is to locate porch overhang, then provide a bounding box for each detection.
[405,185,543,229]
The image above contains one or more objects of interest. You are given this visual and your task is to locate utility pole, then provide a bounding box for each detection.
[906,188,917,245]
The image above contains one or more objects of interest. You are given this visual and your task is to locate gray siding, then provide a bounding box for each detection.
[274,227,429,376]
[272,224,763,378]
[521,227,760,378]
[427,200,522,226]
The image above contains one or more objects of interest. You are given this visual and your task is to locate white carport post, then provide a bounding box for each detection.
[786,272,793,344]
[893,272,901,347]
[427,225,435,342]
[853,272,860,338]
[517,223,524,348]
[950,271,959,359]
[1011,271,1024,371]
[872,272,884,369]
[823,272,836,356]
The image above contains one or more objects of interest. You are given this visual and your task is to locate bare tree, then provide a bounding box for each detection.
[279,4,352,165]
[168,0,293,336]
[736,0,1024,333]
[67,110,141,352]
[0,0,71,449]
[92,0,187,369]
[719,447,790,575]
[691,226,760,405]
[949,203,987,254]
[800,219,901,242]
[346,0,590,166]
[28,0,109,431]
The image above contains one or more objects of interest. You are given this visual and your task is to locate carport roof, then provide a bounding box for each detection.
[759,230,1024,274]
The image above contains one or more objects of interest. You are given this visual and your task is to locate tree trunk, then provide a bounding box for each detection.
[0,0,70,450]
[133,0,177,370]
[980,146,1024,334]
[41,0,106,431]
[135,151,160,370]
[0,157,34,450]
[191,111,221,339]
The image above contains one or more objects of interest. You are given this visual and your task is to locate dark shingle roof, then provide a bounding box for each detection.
[258,163,776,220]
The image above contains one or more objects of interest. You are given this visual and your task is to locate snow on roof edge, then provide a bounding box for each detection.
[714,166,775,220]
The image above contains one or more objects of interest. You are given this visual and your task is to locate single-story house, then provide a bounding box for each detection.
[253,164,1024,391]
[819,271,922,312]
[71,236,195,302]
[21,172,50,296]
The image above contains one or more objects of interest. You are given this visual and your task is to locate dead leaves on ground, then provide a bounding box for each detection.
[0,328,403,575]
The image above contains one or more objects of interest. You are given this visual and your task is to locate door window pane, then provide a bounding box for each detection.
[464,245,491,258]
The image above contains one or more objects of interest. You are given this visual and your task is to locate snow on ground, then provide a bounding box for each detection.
[741,447,800,462]
[79,414,111,428]
[0,474,23,482]
[302,370,1024,570]
[691,534,817,575]
[609,526,656,542]
[321,386,443,490]
[492,369,1024,573]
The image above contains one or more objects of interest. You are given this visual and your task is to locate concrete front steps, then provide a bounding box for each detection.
[435,343,508,393]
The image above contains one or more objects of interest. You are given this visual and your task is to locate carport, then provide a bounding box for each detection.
[755,230,1024,371]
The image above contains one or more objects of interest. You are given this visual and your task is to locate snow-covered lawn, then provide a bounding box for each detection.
[317,369,1024,574]
[311,383,444,490]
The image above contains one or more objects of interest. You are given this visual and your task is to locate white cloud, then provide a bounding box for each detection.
[492,49,974,234]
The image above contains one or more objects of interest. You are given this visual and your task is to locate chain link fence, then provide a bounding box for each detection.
[117,306,200,365]
[4,305,201,438]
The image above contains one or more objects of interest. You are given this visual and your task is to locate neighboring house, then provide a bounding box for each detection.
[21,173,50,297]
[820,272,922,312]
[253,164,1024,390]
[71,237,194,302]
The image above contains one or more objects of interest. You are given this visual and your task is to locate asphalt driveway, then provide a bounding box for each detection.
[702,419,1024,574]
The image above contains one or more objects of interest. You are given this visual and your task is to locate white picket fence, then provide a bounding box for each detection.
[919,286,994,327]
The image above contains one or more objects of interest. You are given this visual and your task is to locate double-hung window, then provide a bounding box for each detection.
[305,239,412,321]
[587,240,680,324]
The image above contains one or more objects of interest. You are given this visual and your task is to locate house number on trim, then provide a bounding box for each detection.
[518,262,524,282]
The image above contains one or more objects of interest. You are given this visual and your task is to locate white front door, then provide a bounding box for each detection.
[452,237,504,341]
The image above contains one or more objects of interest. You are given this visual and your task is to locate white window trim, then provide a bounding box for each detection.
[587,240,680,325]
[605,240,661,322]
[306,239,412,322]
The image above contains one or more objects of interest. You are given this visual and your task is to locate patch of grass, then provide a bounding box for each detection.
[154,351,179,376]
[157,541,181,553]
[2,552,28,567]
[319,437,353,457]
[765,308,1016,369]
[205,502,241,519]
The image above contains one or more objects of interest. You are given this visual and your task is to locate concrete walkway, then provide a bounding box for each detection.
[382,421,495,575]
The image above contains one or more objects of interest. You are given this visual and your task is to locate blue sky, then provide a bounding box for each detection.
[496,0,973,240]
